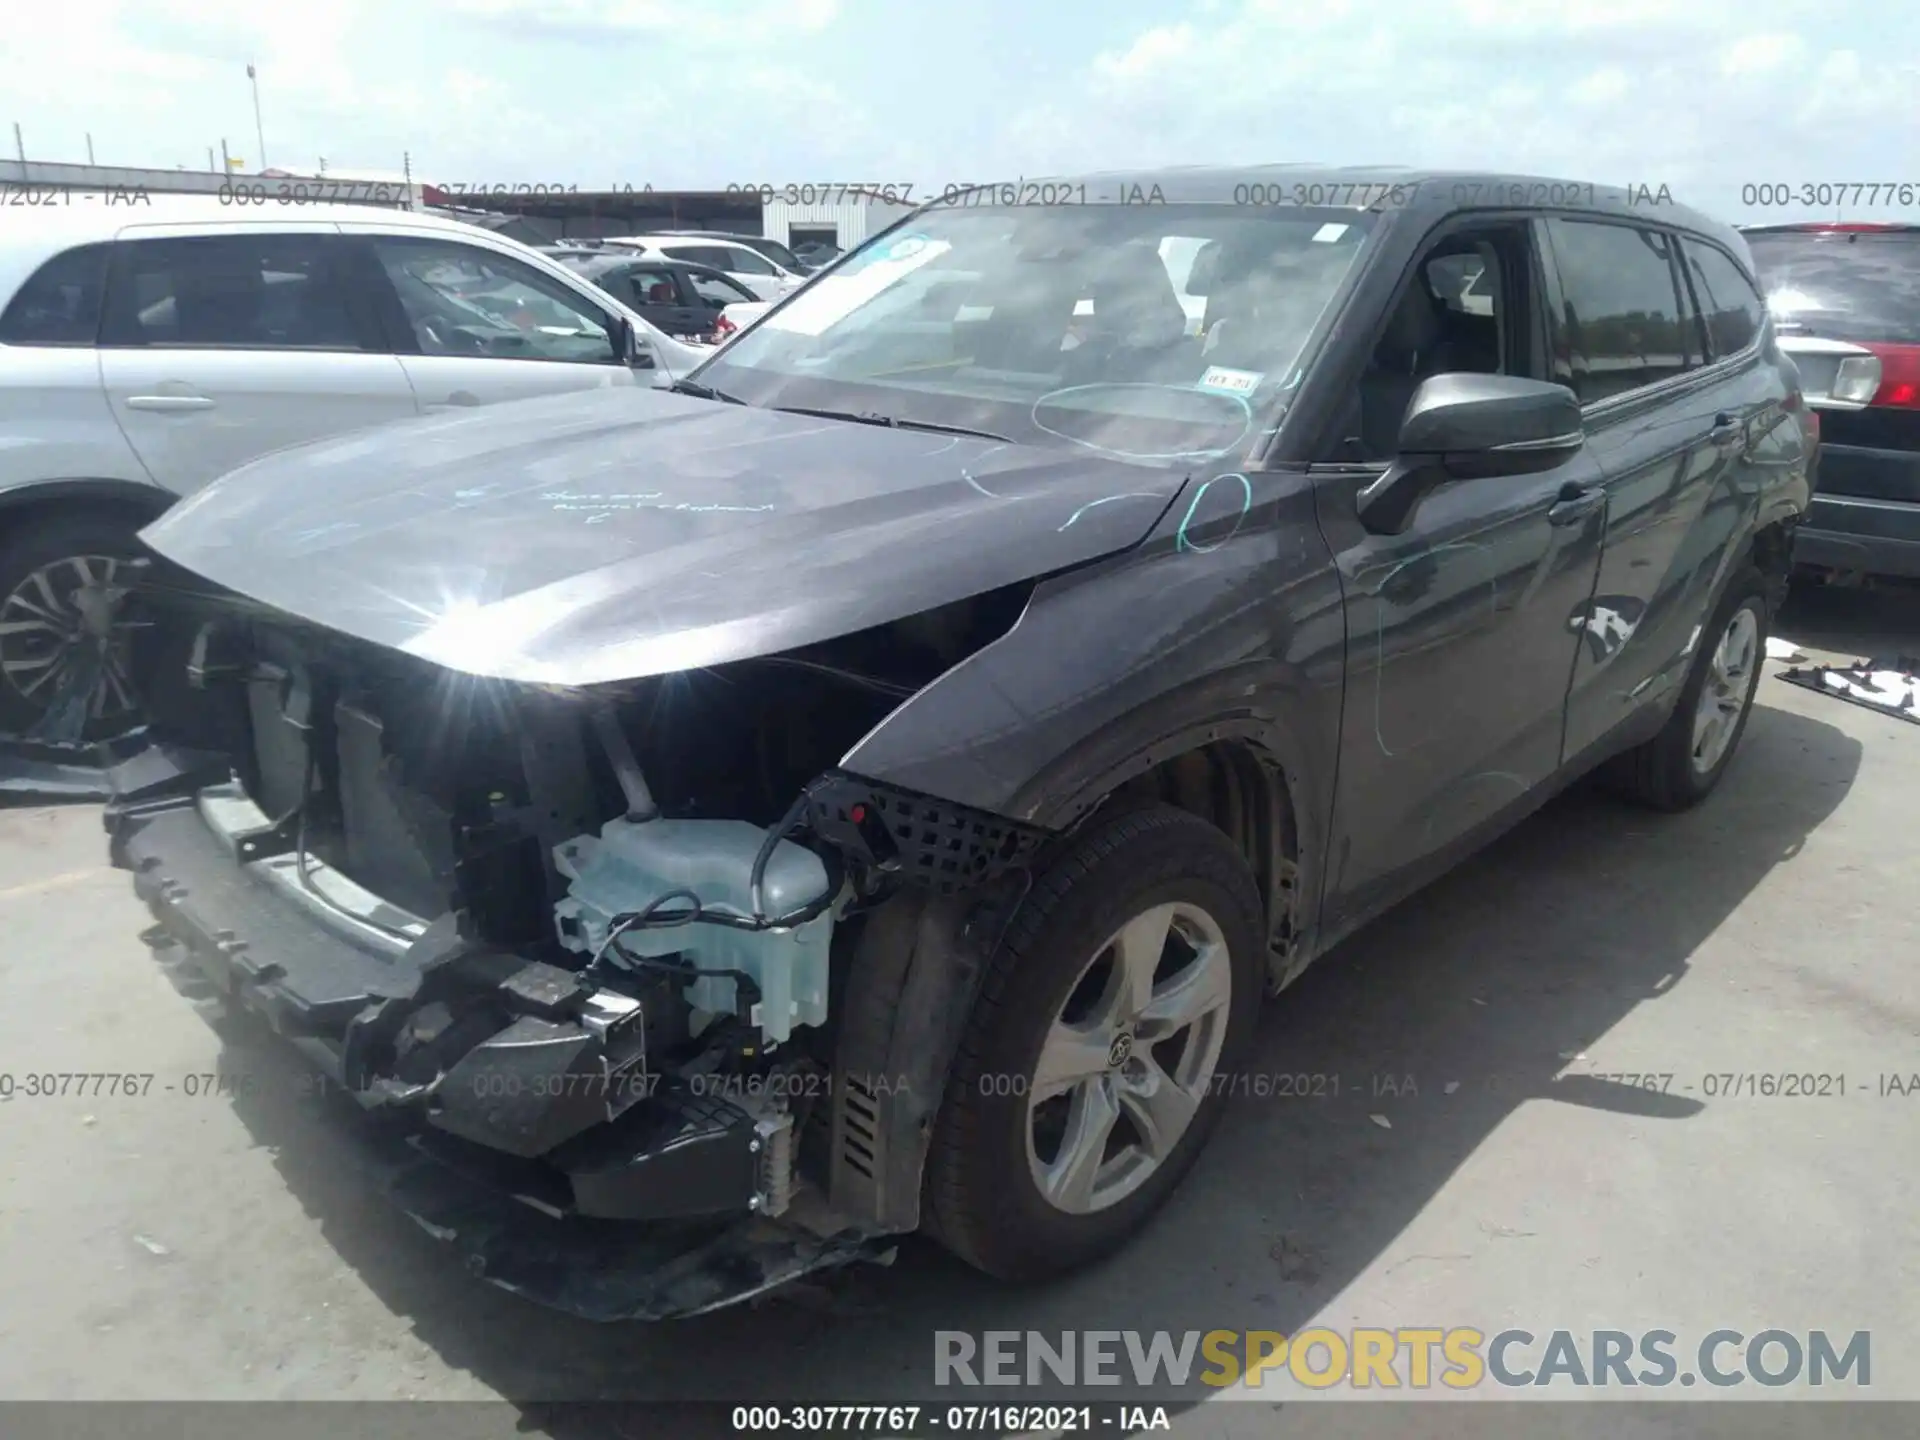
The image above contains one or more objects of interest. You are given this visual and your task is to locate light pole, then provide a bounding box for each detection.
[246,62,267,171]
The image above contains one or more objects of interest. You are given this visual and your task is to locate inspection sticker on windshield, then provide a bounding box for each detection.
[1197,366,1262,396]
[1312,223,1350,243]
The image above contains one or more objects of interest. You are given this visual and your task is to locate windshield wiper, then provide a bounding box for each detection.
[772,406,1012,443]
[668,378,745,404]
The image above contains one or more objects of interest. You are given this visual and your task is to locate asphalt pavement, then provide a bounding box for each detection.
[0,584,1914,1438]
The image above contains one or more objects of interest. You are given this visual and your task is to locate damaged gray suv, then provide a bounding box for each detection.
[103,168,1813,1319]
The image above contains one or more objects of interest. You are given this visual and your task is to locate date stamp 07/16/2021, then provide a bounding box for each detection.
[3,1065,1915,1106]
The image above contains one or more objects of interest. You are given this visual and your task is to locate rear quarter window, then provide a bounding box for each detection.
[101,234,370,350]
[0,243,111,346]
[1680,239,1765,357]
[721,246,778,275]
[1746,230,1920,345]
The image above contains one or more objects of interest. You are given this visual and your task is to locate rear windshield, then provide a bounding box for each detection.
[1745,230,1920,345]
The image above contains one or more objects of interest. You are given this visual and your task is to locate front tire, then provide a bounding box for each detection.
[925,805,1265,1281]
[1607,568,1768,811]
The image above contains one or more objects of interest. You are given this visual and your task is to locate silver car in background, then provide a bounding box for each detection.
[0,197,705,740]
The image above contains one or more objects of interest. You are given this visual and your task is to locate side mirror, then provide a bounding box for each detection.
[1356,374,1584,535]
[611,316,655,370]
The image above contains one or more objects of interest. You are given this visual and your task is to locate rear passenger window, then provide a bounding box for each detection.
[101,235,369,350]
[725,247,778,275]
[1545,219,1693,403]
[0,243,110,346]
[1681,240,1765,358]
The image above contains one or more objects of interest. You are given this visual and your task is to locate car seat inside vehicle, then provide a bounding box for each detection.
[1357,282,1458,457]
[1356,236,1509,458]
[172,267,269,345]
[1192,236,1357,380]
[1061,243,1195,384]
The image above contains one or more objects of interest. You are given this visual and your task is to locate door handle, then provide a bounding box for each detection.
[125,394,215,412]
[1548,487,1604,526]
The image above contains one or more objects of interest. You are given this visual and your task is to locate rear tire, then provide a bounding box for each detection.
[1605,569,1768,811]
[924,805,1265,1281]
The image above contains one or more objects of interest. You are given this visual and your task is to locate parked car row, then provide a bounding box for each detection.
[531,229,836,350]
[565,232,809,300]
[0,199,708,739]
[552,252,760,344]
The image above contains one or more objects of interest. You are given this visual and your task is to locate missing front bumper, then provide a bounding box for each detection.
[102,742,892,1320]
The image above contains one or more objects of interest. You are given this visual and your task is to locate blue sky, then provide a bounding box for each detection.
[5,0,1916,226]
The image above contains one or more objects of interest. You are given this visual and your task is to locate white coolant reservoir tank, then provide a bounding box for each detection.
[552,818,833,1044]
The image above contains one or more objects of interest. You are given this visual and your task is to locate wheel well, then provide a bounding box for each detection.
[1750,518,1796,612]
[1103,740,1301,953]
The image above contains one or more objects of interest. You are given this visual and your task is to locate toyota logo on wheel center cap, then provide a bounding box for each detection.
[1107,1032,1134,1068]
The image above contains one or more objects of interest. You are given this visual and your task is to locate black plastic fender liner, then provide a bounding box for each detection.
[803,770,1051,894]
[826,873,1030,1233]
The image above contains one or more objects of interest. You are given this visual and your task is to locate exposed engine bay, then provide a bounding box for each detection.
[103,563,1049,1317]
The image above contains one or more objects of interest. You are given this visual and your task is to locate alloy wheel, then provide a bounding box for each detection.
[0,554,141,731]
[1690,604,1759,775]
[1025,900,1234,1215]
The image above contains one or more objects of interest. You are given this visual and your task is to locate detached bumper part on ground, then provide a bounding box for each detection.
[1778,655,1920,725]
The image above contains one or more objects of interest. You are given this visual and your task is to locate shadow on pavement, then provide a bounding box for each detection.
[200,691,1862,1435]
[1775,582,1920,661]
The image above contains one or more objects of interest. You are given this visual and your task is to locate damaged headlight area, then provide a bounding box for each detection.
[102,565,1047,1317]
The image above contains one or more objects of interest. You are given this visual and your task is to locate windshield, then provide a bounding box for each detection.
[1747,230,1920,345]
[696,205,1376,465]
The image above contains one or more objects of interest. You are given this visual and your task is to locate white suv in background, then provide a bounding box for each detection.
[602,234,806,300]
[0,197,707,741]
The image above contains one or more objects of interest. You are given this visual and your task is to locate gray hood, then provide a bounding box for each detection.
[140,387,1187,685]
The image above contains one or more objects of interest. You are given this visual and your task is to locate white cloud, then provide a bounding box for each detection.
[1095,24,1196,82]
[1,0,1912,227]
[1568,67,1631,106]
[1817,49,1864,86]
[1721,33,1802,76]
[995,0,1917,222]
[0,0,858,181]
[1454,0,1748,34]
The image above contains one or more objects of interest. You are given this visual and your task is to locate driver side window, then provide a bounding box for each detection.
[1344,224,1535,462]
[369,236,619,364]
